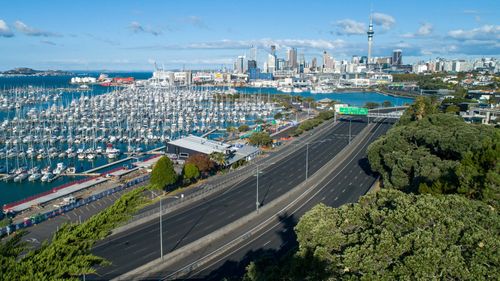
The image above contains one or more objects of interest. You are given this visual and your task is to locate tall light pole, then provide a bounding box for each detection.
[159,195,163,260]
[256,165,259,213]
[349,118,352,144]
[305,143,309,180]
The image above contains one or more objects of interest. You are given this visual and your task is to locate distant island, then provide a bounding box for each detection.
[0,67,73,76]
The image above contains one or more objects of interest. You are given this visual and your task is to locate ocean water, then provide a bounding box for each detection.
[235,87,414,107]
[0,73,413,207]
[0,72,154,207]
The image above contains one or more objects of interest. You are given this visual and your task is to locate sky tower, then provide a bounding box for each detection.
[367,13,374,66]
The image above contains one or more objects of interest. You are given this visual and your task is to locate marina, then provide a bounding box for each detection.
[0,73,413,208]
[0,75,280,207]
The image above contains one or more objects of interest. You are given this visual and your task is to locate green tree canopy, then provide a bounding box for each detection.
[382,100,392,107]
[238,124,250,132]
[274,112,283,120]
[182,163,200,183]
[249,132,273,147]
[364,102,380,109]
[368,113,500,205]
[245,190,500,280]
[150,156,177,189]
[209,151,227,167]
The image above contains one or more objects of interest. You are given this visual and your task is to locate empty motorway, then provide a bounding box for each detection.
[90,118,369,279]
[173,119,394,280]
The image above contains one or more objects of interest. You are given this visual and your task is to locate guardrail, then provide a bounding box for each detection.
[0,175,150,238]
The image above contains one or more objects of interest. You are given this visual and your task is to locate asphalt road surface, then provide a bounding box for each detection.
[90,118,369,280]
[180,119,394,280]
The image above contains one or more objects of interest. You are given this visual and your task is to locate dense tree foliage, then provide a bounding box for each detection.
[364,102,380,109]
[0,186,149,281]
[150,156,177,189]
[245,190,500,280]
[182,163,200,184]
[368,113,500,205]
[249,132,273,147]
[186,153,215,175]
[238,124,250,132]
[397,96,439,125]
[209,151,227,167]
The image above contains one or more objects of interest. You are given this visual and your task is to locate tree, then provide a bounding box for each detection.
[367,113,500,205]
[182,163,200,184]
[364,102,380,109]
[150,156,177,189]
[382,100,392,107]
[245,190,500,280]
[273,112,283,120]
[209,151,227,167]
[238,124,250,132]
[249,132,273,147]
[186,153,215,175]
[445,104,460,114]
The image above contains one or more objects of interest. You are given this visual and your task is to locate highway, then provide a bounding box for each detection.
[90,118,369,279]
[171,119,394,280]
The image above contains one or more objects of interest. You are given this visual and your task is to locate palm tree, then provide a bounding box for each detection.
[209,152,226,167]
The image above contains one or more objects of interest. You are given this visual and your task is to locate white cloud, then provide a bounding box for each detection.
[402,22,433,38]
[129,21,161,36]
[372,13,395,30]
[0,19,14,37]
[14,20,61,37]
[416,22,433,36]
[335,19,365,35]
[448,25,500,40]
[130,38,346,51]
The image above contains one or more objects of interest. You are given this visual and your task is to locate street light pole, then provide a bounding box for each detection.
[256,165,259,213]
[349,118,352,144]
[305,143,309,180]
[159,196,163,260]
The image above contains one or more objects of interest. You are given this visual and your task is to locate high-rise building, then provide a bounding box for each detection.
[248,60,257,70]
[287,47,298,69]
[267,45,277,73]
[322,51,335,70]
[235,55,247,73]
[367,13,374,65]
[311,57,317,70]
[392,49,402,66]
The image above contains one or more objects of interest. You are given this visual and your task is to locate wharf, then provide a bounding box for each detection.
[4,177,109,213]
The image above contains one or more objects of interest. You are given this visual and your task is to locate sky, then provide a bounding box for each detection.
[0,0,499,71]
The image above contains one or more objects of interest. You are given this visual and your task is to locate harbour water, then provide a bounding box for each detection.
[0,73,413,207]
[236,87,414,107]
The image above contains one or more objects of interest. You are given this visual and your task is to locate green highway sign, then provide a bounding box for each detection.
[339,107,368,115]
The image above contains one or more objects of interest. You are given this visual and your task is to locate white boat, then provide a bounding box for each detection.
[41,173,54,182]
[53,163,67,175]
[14,173,28,182]
[28,173,42,181]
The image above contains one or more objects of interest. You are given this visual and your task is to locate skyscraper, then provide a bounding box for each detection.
[392,49,402,66]
[287,47,298,69]
[267,45,277,73]
[367,13,374,65]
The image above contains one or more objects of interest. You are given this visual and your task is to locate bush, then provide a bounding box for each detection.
[238,124,250,132]
[186,154,215,175]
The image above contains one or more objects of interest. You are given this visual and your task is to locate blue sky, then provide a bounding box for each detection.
[0,0,499,71]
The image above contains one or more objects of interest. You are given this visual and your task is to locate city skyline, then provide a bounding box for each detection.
[0,0,499,70]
